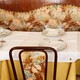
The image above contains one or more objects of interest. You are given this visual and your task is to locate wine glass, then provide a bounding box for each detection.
[0,27,6,43]
[57,22,64,41]
[42,24,52,43]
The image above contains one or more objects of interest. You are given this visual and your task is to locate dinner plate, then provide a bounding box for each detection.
[0,27,12,37]
[42,28,65,37]
[39,40,67,51]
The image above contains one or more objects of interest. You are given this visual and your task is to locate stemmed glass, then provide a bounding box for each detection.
[42,25,52,44]
[57,22,64,41]
[58,25,62,40]
[0,27,6,43]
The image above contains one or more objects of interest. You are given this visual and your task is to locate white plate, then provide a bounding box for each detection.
[39,40,67,51]
[0,28,11,37]
[42,28,65,37]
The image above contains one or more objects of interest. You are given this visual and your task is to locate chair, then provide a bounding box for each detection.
[9,46,57,80]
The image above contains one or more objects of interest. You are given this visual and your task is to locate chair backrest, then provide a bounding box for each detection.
[9,46,57,80]
[0,0,80,12]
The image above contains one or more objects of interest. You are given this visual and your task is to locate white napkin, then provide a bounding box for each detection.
[0,27,11,37]
[42,28,65,37]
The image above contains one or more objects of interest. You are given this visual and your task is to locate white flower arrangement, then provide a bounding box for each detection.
[0,4,80,31]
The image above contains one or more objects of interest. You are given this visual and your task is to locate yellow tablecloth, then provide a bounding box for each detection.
[0,60,76,80]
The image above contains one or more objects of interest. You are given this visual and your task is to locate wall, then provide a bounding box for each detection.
[0,0,80,12]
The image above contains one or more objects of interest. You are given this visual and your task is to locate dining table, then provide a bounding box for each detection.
[0,31,80,80]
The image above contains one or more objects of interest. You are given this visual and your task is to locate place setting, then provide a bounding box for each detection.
[39,25,67,51]
[0,27,12,47]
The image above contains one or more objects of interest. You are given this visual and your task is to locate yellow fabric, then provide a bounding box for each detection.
[13,60,23,80]
[76,59,80,75]
[1,61,10,80]
[0,60,76,80]
[68,62,76,80]
[0,61,2,80]
[56,62,70,80]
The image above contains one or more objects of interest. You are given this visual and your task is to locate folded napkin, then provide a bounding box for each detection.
[0,27,11,37]
[42,28,65,37]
